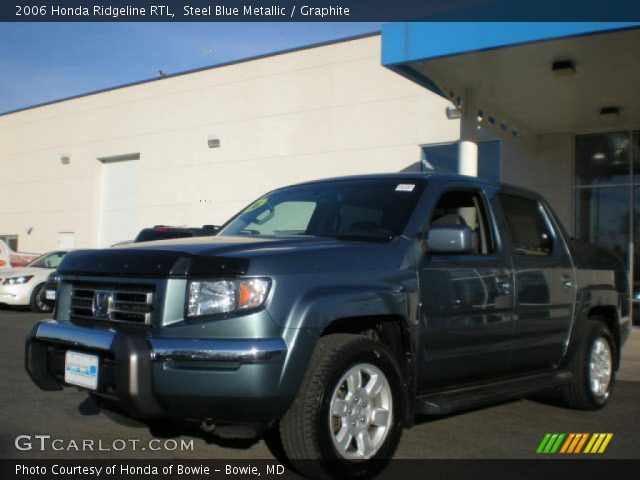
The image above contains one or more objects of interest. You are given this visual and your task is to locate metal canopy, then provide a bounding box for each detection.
[382,23,640,137]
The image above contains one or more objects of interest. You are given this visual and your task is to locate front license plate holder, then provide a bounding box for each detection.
[64,351,99,390]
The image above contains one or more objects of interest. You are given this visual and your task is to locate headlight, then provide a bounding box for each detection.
[187,278,271,317]
[2,275,34,285]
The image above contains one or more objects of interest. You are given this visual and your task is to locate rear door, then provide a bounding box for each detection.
[417,185,514,391]
[496,191,576,373]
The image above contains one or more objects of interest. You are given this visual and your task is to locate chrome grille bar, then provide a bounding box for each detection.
[70,284,155,326]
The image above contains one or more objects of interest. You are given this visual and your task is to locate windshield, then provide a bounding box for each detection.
[26,251,67,269]
[219,179,425,241]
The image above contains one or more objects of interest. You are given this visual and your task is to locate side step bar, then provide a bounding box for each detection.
[416,370,575,416]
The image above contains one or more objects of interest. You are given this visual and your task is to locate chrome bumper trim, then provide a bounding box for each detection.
[31,321,287,364]
[35,320,115,351]
[150,338,287,363]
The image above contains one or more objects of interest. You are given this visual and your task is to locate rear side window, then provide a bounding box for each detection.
[499,193,553,256]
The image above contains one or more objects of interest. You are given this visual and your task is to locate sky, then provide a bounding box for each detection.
[0,22,381,114]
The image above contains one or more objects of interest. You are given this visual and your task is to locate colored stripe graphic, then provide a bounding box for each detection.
[559,433,575,453]
[537,433,565,453]
[584,433,614,454]
[538,433,613,454]
[574,433,589,453]
[537,433,552,453]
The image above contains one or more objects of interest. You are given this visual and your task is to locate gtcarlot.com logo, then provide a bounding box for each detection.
[536,433,613,454]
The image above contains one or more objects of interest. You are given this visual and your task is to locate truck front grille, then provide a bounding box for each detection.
[70,283,155,326]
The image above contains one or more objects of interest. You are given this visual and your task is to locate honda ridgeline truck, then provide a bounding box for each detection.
[26,174,631,479]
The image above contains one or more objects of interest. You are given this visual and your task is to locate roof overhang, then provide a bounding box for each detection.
[382,22,640,136]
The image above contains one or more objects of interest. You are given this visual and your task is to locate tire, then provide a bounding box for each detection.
[562,319,616,410]
[29,283,50,313]
[279,334,404,480]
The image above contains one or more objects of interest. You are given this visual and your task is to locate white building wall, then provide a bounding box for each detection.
[501,133,575,233]
[0,35,459,252]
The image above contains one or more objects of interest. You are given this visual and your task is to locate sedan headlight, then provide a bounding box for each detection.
[187,278,271,317]
[2,275,34,285]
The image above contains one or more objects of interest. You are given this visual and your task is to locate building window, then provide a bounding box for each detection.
[0,234,18,251]
[575,130,640,325]
[420,140,501,182]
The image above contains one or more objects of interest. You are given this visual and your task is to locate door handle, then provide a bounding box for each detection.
[494,273,511,295]
[561,274,573,289]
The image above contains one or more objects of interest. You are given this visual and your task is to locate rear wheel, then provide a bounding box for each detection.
[29,283,50,313]
[280,334,404,479]
[562,319,615,410]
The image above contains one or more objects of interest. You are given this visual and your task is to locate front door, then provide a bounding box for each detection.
[417,186,514,392]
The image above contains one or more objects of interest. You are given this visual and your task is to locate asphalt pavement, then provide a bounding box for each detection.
[1,309,638,460]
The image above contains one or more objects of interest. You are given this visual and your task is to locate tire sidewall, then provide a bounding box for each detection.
[315,341,404,478]
[581,323,616,408]
[30,283,49,313]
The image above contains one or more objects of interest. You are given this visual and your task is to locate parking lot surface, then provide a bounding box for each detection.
[1,310,638,460]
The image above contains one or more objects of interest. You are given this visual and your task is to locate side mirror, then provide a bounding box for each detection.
[425,225,473,254]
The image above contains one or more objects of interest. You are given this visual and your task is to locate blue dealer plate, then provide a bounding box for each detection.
[64,351,98,390]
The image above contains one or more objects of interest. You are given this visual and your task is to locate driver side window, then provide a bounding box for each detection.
[429,190,494,255]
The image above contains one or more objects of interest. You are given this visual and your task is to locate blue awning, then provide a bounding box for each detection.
[381,22,640,135]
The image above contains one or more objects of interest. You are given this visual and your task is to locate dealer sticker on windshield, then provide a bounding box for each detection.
[244,197,268,213]
[64,351,98,390]
[395,183,415,192]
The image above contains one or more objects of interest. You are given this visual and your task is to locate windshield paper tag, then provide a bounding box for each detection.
[395,184,415,192]
[244,198,268,213]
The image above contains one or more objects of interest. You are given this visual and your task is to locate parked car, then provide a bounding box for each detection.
[134,225,219,243]
[0,239,40,268]
[1,250,67,312]
[43,270,61,311]
[26,174,630,479]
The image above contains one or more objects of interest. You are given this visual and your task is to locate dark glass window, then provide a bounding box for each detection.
[575,132,635,186]
[575,187,629,261]
[421,140,501,182]
[499,194,553,256]
[575,130,640,325]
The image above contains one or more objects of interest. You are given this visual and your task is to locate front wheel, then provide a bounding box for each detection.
[280,334,404,479]
[29,283,51,313]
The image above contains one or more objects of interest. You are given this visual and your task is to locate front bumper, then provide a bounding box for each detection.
[25,320,291,422]
[0,283,32,305]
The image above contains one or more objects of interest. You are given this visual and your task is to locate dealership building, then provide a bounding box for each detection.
[1,23,639,309]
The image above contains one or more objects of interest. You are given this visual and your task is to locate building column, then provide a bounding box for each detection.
[458,89,478,177]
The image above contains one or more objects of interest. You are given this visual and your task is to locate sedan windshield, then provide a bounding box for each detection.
[26,251,67,269]
[220,178,425,242]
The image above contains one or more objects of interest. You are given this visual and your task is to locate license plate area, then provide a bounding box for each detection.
[64,351,99,390]
[45,290,56,300]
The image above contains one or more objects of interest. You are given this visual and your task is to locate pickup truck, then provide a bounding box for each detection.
[25,174,630,479]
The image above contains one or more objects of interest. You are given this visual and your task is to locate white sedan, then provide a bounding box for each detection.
[0,251,67,312]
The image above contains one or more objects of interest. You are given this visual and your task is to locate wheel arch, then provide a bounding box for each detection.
[319,314,415,427]
[586,305,621,370]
